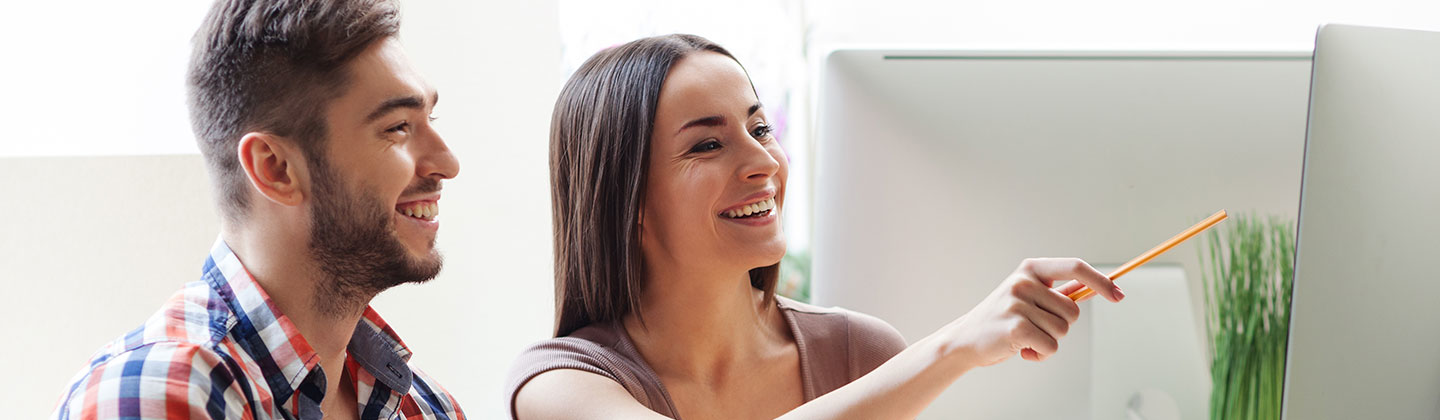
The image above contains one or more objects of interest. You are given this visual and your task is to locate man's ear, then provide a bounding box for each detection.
[237,132,307,207]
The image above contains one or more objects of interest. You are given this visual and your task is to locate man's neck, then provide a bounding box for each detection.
[222,229,369,398]
[623,260,790,384]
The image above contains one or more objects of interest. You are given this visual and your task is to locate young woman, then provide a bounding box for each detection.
[506,34,1124,419]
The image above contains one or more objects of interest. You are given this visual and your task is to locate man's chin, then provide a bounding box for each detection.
[400,251,444,284]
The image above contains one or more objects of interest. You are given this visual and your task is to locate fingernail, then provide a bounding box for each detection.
[1113,287,1126,300]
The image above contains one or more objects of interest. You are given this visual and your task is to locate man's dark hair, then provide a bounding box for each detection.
[188,0,401,221]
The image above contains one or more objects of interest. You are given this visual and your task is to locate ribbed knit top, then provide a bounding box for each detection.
[504,296,908,419]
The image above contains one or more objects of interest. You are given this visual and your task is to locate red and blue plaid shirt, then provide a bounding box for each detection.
[51,239,467,420]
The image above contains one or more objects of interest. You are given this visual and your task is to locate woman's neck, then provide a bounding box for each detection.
[623,263,791,385]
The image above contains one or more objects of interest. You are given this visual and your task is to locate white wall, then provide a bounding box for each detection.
[805,0,1440,50]
[0,1,561,418]
[0,2,209,157]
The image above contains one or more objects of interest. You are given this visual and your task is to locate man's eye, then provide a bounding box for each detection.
[689,139,722,153]
[387,122,411,134]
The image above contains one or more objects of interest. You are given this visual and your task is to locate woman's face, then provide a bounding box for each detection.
[641,51,788,276]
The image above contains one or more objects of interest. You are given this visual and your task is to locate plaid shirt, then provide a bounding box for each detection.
[51,239,466,420]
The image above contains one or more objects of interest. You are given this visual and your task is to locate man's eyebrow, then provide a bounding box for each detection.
[675,103,765,134]
[363,91,439,124]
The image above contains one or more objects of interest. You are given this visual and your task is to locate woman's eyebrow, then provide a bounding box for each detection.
[677,115,725,134]
[675,103,764,134]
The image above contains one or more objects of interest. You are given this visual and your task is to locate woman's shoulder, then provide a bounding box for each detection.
[776,296,908,379]
[505,324,626,390]
[504,322,670,417]
[777,295,906,346]
[509,325,622,368]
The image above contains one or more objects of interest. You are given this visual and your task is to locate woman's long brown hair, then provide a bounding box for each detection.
[549,34,779,337]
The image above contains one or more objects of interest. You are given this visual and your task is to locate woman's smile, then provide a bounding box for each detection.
[718,195,779,226]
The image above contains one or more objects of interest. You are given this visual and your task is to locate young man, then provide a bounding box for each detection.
[50,0,464,418]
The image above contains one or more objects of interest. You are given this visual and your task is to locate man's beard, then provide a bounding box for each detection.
[307,158,443,318]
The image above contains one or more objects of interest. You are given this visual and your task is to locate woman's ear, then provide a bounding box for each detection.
[236,132,307,207]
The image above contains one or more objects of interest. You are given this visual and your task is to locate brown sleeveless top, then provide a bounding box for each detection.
[504,296,907,419]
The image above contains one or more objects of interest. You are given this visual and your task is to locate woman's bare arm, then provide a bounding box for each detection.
[516,369,672,419]
[515,258,1124,419]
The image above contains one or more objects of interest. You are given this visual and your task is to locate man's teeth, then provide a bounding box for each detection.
[398,201,439,220]
[723,198,776,218]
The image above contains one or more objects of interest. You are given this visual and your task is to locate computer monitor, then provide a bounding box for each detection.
[1283,24,1440,419]
[814,50,1311,418]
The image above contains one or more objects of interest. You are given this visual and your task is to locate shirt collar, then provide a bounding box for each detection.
[203,238,418,404]
[348,307,415,394]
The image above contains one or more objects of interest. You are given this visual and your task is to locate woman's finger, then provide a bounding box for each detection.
[1054,279,1085,296]
[1023,258,1123,302]
[1014,318,1059,361]
[1029,285,1082,325]
[1018,299,1071,341]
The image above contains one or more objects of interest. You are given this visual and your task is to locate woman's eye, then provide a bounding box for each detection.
[689,139,723,153]
[750,124,774,139]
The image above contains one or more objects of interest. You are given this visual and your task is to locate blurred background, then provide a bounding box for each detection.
[3,1,1440,418]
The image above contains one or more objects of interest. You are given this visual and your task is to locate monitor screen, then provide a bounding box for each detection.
[814,50,1311,418]
[1283,24,1440,419]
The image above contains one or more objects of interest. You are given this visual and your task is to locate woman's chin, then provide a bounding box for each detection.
[741,241,788,268]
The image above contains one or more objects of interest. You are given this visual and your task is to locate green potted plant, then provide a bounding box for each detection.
[778,248,812,303]
[1199,214,1295,420]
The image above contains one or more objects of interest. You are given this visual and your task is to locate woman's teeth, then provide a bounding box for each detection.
[722,198,776,219]
[397,201,439,221]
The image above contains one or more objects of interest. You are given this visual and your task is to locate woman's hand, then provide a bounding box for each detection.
[940,258,1125,367]
[520,258,1127,420]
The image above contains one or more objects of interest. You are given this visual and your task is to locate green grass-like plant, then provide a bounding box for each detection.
[779,248,812,303]
[1200,214,1295,420]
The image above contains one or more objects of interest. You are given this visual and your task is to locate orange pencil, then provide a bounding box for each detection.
[1069,209,1229,302]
